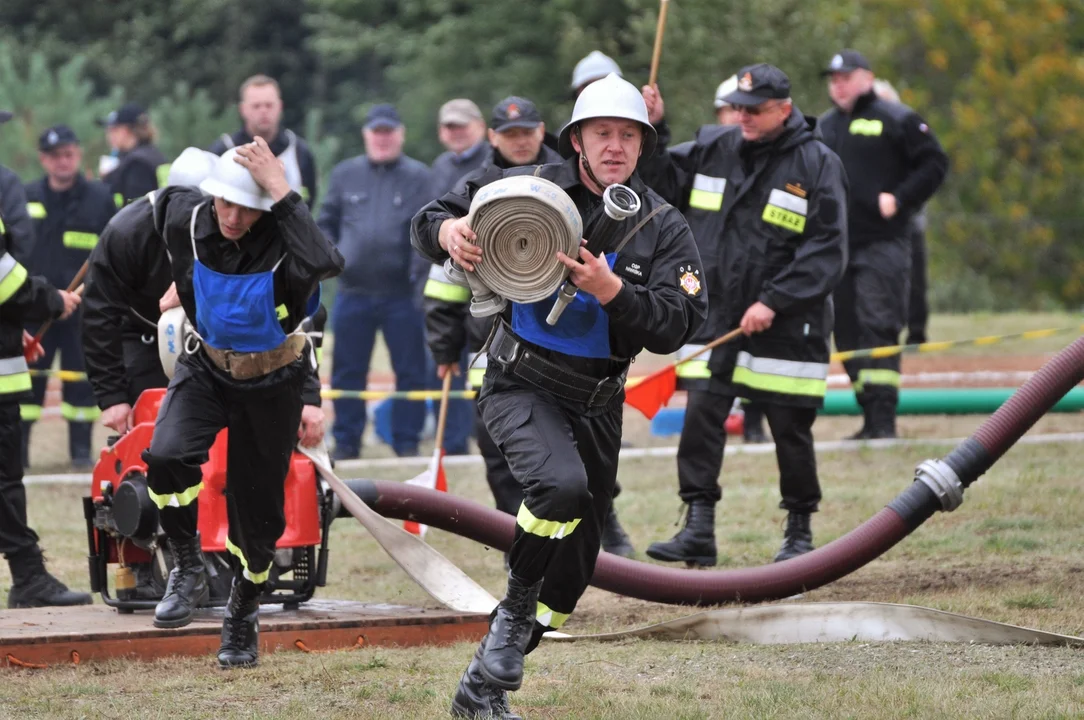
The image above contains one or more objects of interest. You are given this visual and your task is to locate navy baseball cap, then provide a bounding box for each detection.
[98,102,148,127]
[38,125,80,152]
[720,64,792,106]
[364,104,402,130]
[491,97,542,132]
[822,50,872,75]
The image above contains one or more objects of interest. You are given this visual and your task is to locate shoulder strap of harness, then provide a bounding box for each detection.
[533,165,543,177]
[220,133,235,150]
[612,202,670,255]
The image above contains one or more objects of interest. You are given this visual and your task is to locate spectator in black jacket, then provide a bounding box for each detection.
[0,111,34,264]
[98,103,168,208]
[817,50,948,439]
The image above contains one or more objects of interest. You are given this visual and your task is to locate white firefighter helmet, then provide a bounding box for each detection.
[558,73,657,157]
[570,51,623,90]
[166,147,219,188]
[157,305,194,381]
[198,147,274,211]
[714,75,739,109]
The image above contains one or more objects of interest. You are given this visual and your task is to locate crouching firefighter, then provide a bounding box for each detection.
[639,64,848,564]
[144,137,343,669]
[412,74,706,719]
[0,210,88,607]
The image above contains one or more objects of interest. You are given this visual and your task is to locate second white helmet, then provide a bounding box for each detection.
[714,75,739,109]
[198,147,274,211]
[166,147,220,188]
[570,50,623,90]
[558,73,657,157]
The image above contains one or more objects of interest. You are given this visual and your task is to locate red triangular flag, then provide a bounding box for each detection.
[404,448,446,536]
[624,365,677,419]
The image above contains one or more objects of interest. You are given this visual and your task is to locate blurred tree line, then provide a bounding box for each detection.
[0,0,1081,309]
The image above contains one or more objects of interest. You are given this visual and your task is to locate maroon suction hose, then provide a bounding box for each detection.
[345,335,1084,605]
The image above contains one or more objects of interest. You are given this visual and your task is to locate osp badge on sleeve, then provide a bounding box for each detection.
[678,265,702,296]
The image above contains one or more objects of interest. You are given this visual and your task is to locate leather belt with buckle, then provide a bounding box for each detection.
[488,323,626,407]
[202,334,307,381]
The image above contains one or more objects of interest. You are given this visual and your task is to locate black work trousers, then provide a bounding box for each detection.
[0,404,38,557]
[122,334,170,405]
[479,374,621,648]
[475,402,520,516]
[675,389,821,513]
[834,237,911,412]
[907,219,929,343]
[142,351,306,583]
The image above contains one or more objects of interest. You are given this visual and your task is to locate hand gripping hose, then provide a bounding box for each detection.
[445,175,582,318]
[546,184,641,325]
[341,335,1084,606]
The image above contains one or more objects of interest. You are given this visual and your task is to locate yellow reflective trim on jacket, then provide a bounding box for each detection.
[676,359,711,379]
[424,278,471,302]
[61,402,102,422]
[26,202,47,219]
[854,368,901,393]
[62,231,99,250]
[315,347,323,365]
[276,304,289,321]
[849,118,884,136]
[225,537,271,584]
[732,351,829,398]
[300,186,311,203]
[113,193,124,209]
[0,216,5,234]
[762,203,807,233]
[0,356,31,395]
[0,254,28,304]
[156,164,171,188]
[148,481,204,510]
[516,502,581,540]
[536,601,571,629]
[468,367,486,389]
[19,405,42,421]
[688,173,726,211]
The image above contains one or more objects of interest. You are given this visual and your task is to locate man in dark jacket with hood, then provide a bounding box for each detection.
[640,64,848,565]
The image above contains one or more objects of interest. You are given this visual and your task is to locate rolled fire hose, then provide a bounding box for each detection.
[157,306,194,381]
[340,334,1084,606]
[546,183,641,326]
[446,175,582,318]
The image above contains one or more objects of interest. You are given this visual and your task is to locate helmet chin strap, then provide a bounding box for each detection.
[573,126,608,195]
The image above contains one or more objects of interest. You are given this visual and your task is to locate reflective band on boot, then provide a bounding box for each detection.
[516,502,581,540]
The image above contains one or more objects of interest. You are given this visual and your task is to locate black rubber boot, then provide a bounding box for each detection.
[480,573,542,691]
[600,504,636,558]
[153,535,209,628]
[217,576,263,669]
[774,512,815,562]
[645,501,717,567]
[69,421,94,470]
[867,397,898,439]
[6,545,92,608]
[451,638,523,719]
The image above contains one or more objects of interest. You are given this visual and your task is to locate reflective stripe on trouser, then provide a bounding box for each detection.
[0,252,28,304]
[148,481,204,510]
[467,352,488,390]
[225,537,271,584]
[479,385,621,653]
[143,354,305,580]
[731,351,829,398]
[677,390,821,511]
[833,239,910,409]
[423,263,470,302]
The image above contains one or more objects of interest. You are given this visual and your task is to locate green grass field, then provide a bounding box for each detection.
[3,313,1084,718]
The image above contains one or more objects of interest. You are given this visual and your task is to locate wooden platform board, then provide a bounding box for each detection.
[0,600,489,668]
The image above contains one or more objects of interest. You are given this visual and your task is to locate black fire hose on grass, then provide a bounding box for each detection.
[341,335,1084,605]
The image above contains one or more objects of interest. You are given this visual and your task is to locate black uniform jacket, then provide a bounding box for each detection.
[147,187,342,393]
[817,91,948,242]
[412,155,707,389]
[423,143,566,365]
[640,108,848,406]
[105,142,168,207]
[24,174,116,291]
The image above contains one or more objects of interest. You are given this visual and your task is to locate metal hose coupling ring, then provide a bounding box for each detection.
[545,183,641,326]
[914,458,965,512]
[463,175,583,317]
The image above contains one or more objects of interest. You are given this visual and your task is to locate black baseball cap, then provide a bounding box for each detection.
[364,103,402,130]
[98,102,148,127]
[821,49,872,75]
[0,111,12,125]
[38,125,80,152]
[491,97,542,132]
[720,64,792,106]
